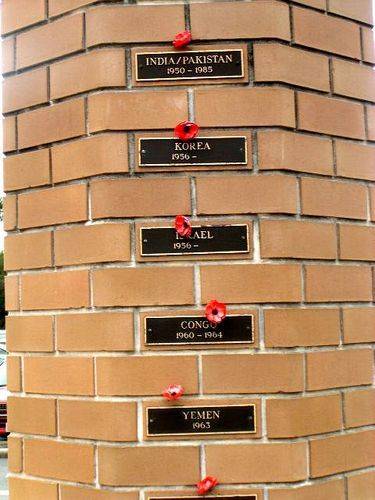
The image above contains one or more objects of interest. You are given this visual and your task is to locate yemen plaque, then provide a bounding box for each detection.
[138,136,247,168]
[136,48,244,82]
[147,404,256,436]
[144,314,254,346]
[140,224,249,257]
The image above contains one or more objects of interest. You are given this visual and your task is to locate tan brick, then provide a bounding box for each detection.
[190,1,290,41]
[340,225,375,261]
[206,442,307,483]
[254,43,329,91]
[7,396,56,435]
[343,307,375,344]
[301,177,367,220]
[24,438,94,483]
[298,92,365,139]
[333,59,375,102]
[196,175,297,215]
[2,37,15,74]
[336,141,375,181]
[371,186,375,221]
[55,224,130,266]
[329,0,373,24]
[3,68,48,113]
[4,115,16,152]
[4,148,50,192]
[56,312,134,352]
[345,389,375,428]
[2,0,45,34]
[5,275,19,311]
[269,480,345,500]
[3,195,17,231]
[49,0,113,16]
[52,134,127,183]
[264,308,340,347]
[17,14,83,69]
[51,49,125,99]
[310,430,375,477]
[99,445,199,486]
[18,99,85,149]
[21,270,89,310]
[293,0,326,8]
[8,477,58,500]
[307,349,374,390]
[305,265,372,302]
[294,7,361,59]
[258,130,333,175]
[348,471,375,500]
[6,315,54,352]
[195,88,295,128]
[59,400,137,442]
[61,486,138,500]
[203,353,304,394]
[201,264,301,304]
[87,5,184,46]
[260,220,336,259]
[18,184,87,229]
[24,357,94,395]
[368,105,375,141]
[267,395,342,438]
[97,355,198,396]
[7,356,21,392]
[89,91,188,132]
[362,27,375,64]
[5,232,52,271]
[92,178,190,219]
[8,436,22,473]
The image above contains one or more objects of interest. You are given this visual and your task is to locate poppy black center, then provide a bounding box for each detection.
[184,124,191,132]
[212,308,218,315]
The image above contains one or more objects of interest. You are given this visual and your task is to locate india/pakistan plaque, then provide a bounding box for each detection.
[140,224,249,257]
[144,314,254,346]
[147,404,256,436]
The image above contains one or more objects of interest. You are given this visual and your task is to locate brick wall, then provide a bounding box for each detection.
[2,0,375,499]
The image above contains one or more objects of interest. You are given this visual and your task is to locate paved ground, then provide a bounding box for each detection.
[0,458,8,497]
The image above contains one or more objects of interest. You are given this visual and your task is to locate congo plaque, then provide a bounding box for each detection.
[140,224,249,257]
[136,48,244,82]
[144,314,254,346]
[147,404,256,436]
[138,136,247,168]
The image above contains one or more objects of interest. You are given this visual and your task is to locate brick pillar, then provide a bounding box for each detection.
[3,0,375,498]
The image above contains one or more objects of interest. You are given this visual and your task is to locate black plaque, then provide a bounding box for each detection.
[144,314,254,346]
[147,404,256,436]
[136,49,244,82]
[141,224,249,257]
[150,496,257,500]
[138,136,247,167]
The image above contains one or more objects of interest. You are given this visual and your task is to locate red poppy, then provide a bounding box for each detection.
[197,476,218,495]
[173,30,192,49]
[174,121,199,141]
[205,300,227,325]
[175,215,192,238]
[162,384,184,401]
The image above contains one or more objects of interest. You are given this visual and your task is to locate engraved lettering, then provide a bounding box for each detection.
[182,410,221,420]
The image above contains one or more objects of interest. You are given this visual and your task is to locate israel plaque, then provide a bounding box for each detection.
[138,136,247,168]
[147,404,256,436]
[144,314,254,346]
[140,224,249,257]
[136,48,244,82]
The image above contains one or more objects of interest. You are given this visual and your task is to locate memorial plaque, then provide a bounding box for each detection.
[147,404,256,436]
[140,224,249,257]
[150,496,257,500]
[136,48,244,82]
[144,314,254,346]
[138,136,247,168]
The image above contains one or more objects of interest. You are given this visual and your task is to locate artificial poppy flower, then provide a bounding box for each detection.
[197,476,218,495]
[174,121,199,141]
[175,215,192,238]
[173,30,192,49]
[205,300,227,325]
[162,384,184,401]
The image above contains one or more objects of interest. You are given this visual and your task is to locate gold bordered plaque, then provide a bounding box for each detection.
[140,224,249,257]
[136,48,244,82]
[138,136,247,168]
[147,404,256,437]
[149,496,257,500]
[144,314,254,346]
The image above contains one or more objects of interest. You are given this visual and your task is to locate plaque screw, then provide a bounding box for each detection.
[141,149,146,154]
[241,235,246,239]
[143,239,148,243]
